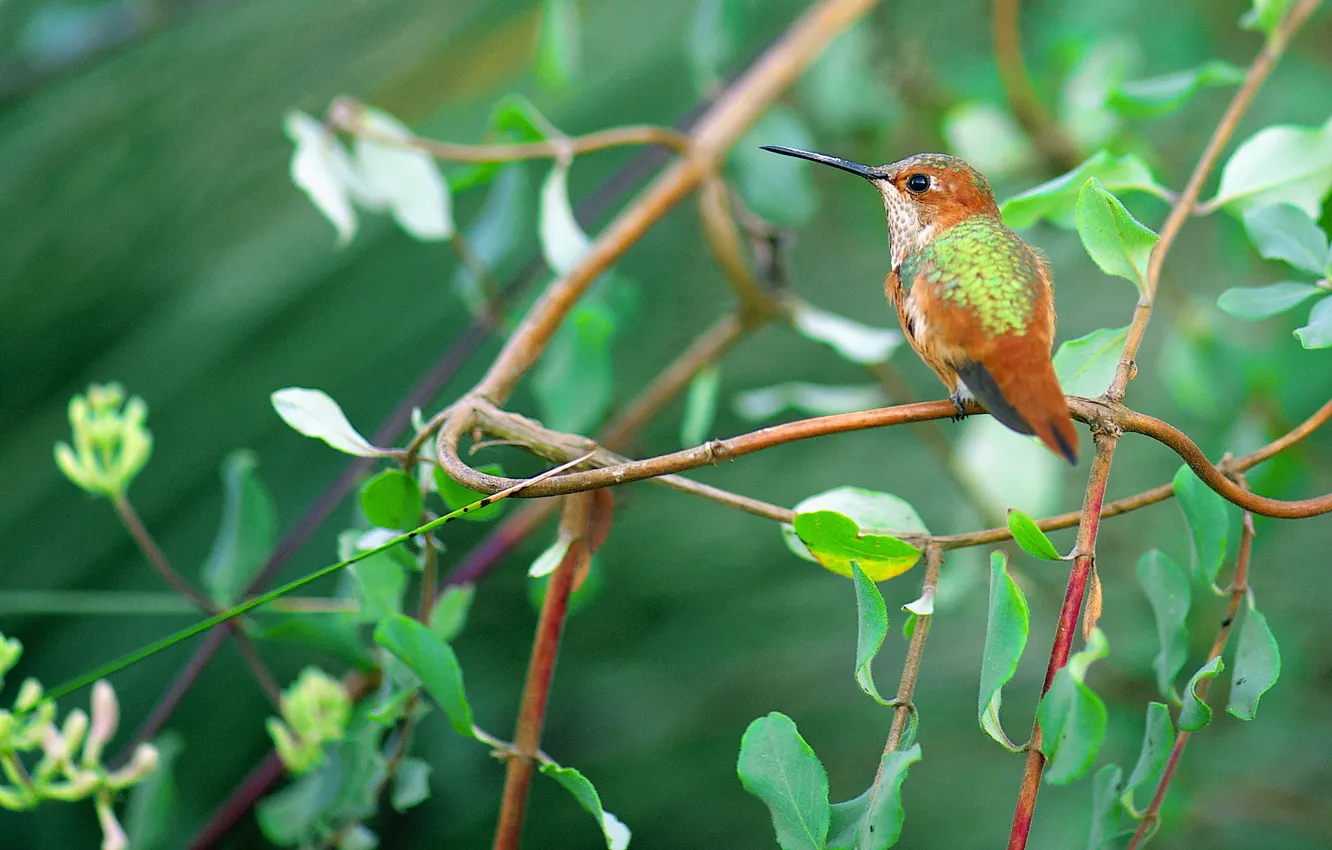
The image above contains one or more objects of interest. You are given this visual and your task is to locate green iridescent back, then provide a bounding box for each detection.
[898,215,1039,337]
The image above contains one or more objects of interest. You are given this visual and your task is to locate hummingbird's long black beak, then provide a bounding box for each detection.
[760,145,886,180]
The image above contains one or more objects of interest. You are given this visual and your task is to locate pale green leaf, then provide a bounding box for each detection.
[1053,326,1129,397]
[1122,702,1174,814]
[1218,282,1324,320]
[851,562,892,705]
[1136,550,1190,702]
[737,713,830,850]
[1006,509,1062,560]
[540,158,591,275]
[540,762,631,850]
[535,0,581,92]
[791,302,903,364]
[284,111,357,243]
[1294,295,1332,348]
[1179,656,1223,731]
[1076,177,1159,294]
[1241,204,1330,275]
[979,552,1029,751]
[1108,61,1245,118]
[680,365,721,447]
[1173,465,1229,586]
[731,107,818,227]
[1240,0,1295,37]
[354,107,454,240]
[794,512,921,582]
[733,383,887,422]
[783,487,929,563]
[1002,150,1171,230]
[271,388,389,457]
[1037,629,1109,784]
[1208,117,1332,216]
[374,615,475,737]
[826,744,922,850]
[1227,603,1280,720]
[202,450,276,605]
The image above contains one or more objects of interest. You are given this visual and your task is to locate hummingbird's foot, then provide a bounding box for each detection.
[949,394,968,422]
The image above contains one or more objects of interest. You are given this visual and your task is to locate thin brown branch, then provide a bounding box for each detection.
[113,496,280,706]
[1127,481,1257,850]
[884,546,941,753]
[1109,0,1323,401]
[469,0,878,407]
[493,493,590,850]
[329,97,693,160]
[991,0,1081,171]
[1008,5,1319,844]
[436,396,1332,522]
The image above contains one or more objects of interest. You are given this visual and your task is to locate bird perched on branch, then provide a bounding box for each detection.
[762,145,1079,465]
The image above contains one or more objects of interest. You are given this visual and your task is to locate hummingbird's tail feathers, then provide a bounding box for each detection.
[956,360,1079,465]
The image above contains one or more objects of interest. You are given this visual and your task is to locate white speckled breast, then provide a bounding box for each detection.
[876,184,930,270]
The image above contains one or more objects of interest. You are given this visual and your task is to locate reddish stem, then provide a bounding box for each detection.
[492,495,588,850]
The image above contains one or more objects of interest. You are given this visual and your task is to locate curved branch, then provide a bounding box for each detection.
[436,396,1332,521]
[991,0,1081,171]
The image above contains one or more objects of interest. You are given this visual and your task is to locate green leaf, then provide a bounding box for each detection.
[979,551,1029,751]
[942,102,1034,177]
[528,537,573,578]
[359,470,422,531]
[796,22,895,135]
[1053,326,1129,397]
[535,0,580,92]
[1294,295,1332,348]
[256,763,333,845]
[1227,603,1280,720]
[1108,61,1245,119]
[733,383,888,421]
[826,744,922,850]
[354,107,454,241]
[1006,509,1062,560]
[1122,703,1174,815]
[202,450,276,605]
[1002,150,1170,230]
[680,365,721,447]
[1075,177,1159,294]
[124,733,183,850]
[1239,0,1295,37]
[688,0,748,94]
[851,562,892,706]
[1208,117,1332,216]
[784,487,929,564]
[271,388,389,457]
[253,613,376,670]
[452,165,532,313]
[540,762,631,850]
[1173,466,1229,586]
[1179,656,1223,731]
[1242,204,1330,275]
[790,302,904,365]
[794,512,921,582]
[285,111,358,243]
[1136,550,1191,702]
[349,553,405,624]
[731,107,819,227]
[434,463,507,522]
[428,585,474,643]
[1218,282,1324,320]
[390,757,432,813]
[1037,628,1109,784]
[374,615,475,737]
[539,157,591,275]
[1059,38,1132,150]
[533,301,616,434]
[491,94,552,143]
[337,825,378,850]
[1087,764,1125,850]
[737,712,831,850]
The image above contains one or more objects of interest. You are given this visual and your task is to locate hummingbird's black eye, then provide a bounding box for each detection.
[905,173,931,194]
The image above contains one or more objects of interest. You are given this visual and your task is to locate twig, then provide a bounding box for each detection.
[991,0,1081,171]
[1126,481,1257,849]
[113,496,280,706]
[329,98,693,160]
[884,546,942,753]
[1006,4,1320,844]
[492,493,590,850]
[468,0,879,407]
[436,396,1332,520]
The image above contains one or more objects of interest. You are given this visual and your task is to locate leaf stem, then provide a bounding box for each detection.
[884,546,942,754]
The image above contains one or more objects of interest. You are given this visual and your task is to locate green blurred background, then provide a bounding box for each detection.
[1,0,1330,846]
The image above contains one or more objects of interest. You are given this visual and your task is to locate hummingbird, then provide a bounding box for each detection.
[762,145,1079,465]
